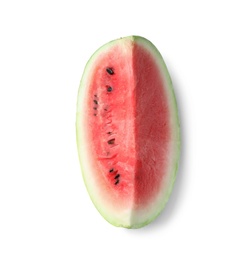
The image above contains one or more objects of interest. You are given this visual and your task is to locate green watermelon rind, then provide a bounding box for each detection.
[76,36,180,229]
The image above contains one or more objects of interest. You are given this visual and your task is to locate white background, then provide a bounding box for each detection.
[0,0,248,259]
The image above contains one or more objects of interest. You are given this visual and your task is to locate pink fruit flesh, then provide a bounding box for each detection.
[86,42,170,209]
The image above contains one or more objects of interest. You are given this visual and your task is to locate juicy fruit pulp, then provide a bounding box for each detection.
[76,36,180,228]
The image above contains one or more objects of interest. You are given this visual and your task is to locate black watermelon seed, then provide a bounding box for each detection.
[107,86,113,92]
[114,174,120,179]
[115,179,119,185]
[94,100,98,105]
[94,113,97,116]
[107,132,112,134]
[109,168,114,173]
[93,107,97,110]
[106,67,114,75]
[108,138,115,144]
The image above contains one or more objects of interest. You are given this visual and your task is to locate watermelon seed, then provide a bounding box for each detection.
[94,113,97,116]
[115,179,119,185]
[106,67,114,75]
[94,94,97,97]
[107,86,113,92]
[93,107,97,110]
[107,131,112,134]
[114,174,120,179]
[109,168,114,173]
[94,100,98,105]
[108,138,115,144]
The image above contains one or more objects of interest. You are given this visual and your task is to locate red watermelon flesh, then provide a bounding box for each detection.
[76,36,180,228]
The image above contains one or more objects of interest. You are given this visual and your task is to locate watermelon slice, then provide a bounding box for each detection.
[76,36,180,228]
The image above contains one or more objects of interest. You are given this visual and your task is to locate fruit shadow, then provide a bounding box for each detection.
[127,58,186,233]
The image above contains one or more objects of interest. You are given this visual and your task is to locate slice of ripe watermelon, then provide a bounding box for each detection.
[76,36,180,228]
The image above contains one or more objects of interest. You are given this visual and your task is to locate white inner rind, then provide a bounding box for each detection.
[76,36,180,228]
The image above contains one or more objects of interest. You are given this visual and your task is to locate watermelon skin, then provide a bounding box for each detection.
[76,36,180,228]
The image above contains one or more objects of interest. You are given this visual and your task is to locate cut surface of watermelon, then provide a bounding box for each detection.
[76,36,180,228]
